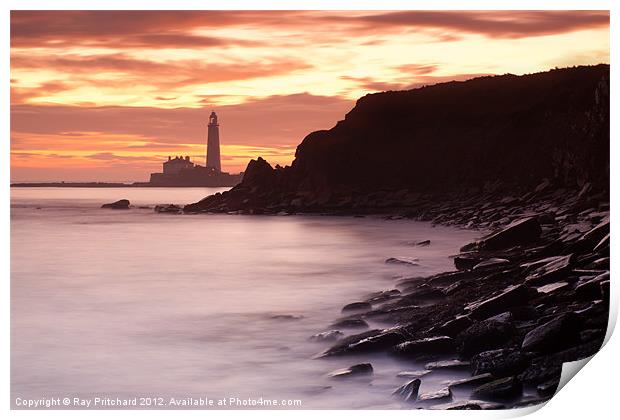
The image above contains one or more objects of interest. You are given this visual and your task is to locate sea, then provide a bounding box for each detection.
[11,187,480,409]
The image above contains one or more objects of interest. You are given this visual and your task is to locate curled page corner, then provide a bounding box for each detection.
[556,356,594,395]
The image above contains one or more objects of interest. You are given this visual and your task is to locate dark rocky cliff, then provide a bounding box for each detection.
[185,65,609,214]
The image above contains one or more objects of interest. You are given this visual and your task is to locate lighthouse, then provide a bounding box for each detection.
[206,111,221,172]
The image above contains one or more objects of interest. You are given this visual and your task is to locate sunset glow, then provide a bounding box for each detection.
[10,10,609,182]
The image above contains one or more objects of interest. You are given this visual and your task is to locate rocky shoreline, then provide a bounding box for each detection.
[175,65,609,409]
[303,182,609,409]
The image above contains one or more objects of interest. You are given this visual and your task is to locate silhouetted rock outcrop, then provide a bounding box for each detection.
[101,199,130,209]
[185,65,609,215]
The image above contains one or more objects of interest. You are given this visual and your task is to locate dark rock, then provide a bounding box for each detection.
[485,312,513,324]
[521,313,582,353]
[363,289,401,304]
[385,257,419,266]
[327,363,373,379]
[396,370,431,378]
[392,378,421,402]
[415,240,431,246]
[476,217,542,251]
[318,328,407,357]
[536,282,570,295]
[537,378,559,397]
[454,255,482,271]
[154,204,183,214]
[434,315,473,337]
[447,374,494,391]
[418,388,452,404]
[309,330,344,342]
[101,199,130,209]
[241,157,275,188]
[473,258,511,270]
[430,401,482,410]
[342,301,372,313]
[575,271,609,300]
[525,254,574,285]
[393,336,455,357]
[465,284,532,320]
[425,360,470,370]
[457,320,516,358]
[329,318,369,329]
[472,377,523,400]
[471,349,531,377]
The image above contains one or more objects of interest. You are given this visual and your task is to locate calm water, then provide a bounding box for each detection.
[11,187,479,409]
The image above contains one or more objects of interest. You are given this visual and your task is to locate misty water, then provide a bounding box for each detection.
[11,187,480,409]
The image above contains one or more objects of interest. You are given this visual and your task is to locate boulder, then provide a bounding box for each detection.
[472,258,511,270]
[418,388,453,404]
[575,271,609,300]
[396,370,432,378]
[521,313,582,353]
[537,378,559,397]
[327,363,373,379]
[392,378,421,402]
[456,320,516,358]
[471,377,523,400]
[241,157,275,188]
[477,217,542,251]
[309,330,344,342]
[154,204,183,214]
[434,315,473,337]
[385,257,419,266]
[101,199,130,209]
[465,284,532,320]
[393,336,455,357]
[471,349,531,377]
[342,301,372,313]
[447,373,494,391]
[318,328,407,357]
[329,318,369,329]
[454,255,482,271]
[525,255,574,285]
[424,360,470,370]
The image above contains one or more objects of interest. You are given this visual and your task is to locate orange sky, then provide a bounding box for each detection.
[10,10,609,182]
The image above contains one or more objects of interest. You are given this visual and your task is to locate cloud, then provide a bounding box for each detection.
[11,10,609,51]
[344,10,610,39]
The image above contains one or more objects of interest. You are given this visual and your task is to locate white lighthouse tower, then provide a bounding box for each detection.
[206,111,221,172]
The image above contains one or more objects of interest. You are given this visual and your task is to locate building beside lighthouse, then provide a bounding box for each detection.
[147,111,242,187]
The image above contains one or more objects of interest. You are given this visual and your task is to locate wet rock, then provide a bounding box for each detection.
[363,289,401,304]
[521,313,582,353]
[309,330,344,342]
[434,315,473,337]
[101,199,130,209]
[270,314,303,320]
[154,204,183,214]
[456,319,516,358]
[318,328,407,357]
[473,258,511,270]
[329,318,369,329]
[471,349,531,377]
[537,378,559,397]
[425,360,470,370]
[396,370,431,378]
[485,312,513,324]
[393,336,455,357]
[430,401,481,410]
[418,388,452,404]
[601,280,610,303]
[475,217,542,251]
[392,378,421,402]
[342,302,372,313]
[385,257,419,266]
[536,282,570,295]
[575,271,609,300]
[454,255,482,271]
[465,284,532,320]
[472,377,523,400]
[525,254,573,285]
[327,363,373,379]
[447,373,494,391]
[415,240,431,246]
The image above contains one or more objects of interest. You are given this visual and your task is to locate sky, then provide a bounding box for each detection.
[10,10,610,182]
